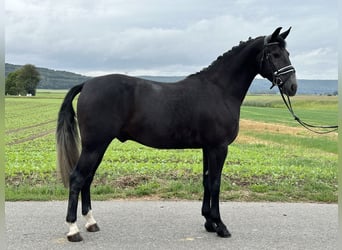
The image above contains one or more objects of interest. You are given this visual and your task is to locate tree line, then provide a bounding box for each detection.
[5,64,40,96]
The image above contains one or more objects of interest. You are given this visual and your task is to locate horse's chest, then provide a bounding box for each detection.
[207,102,240,145]
[204,115,239,146]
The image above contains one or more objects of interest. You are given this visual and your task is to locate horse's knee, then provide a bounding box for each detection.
[211,178,221,192]
[69,169,86,187]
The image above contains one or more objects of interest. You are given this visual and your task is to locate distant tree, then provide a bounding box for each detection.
[18,64,40,96]
[5,64,40,96]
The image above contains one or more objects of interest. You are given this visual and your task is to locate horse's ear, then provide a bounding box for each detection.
[265,27,282,44]
[279,27,291,40]
[271,27,282,41]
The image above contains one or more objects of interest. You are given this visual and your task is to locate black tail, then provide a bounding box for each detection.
[56,84,84,187]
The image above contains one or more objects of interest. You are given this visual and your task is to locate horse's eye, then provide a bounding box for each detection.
[273,53,280,58]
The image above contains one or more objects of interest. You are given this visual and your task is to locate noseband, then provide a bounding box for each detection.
[260,38,295,89]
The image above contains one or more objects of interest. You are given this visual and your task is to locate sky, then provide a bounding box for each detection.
[5,0,338,79]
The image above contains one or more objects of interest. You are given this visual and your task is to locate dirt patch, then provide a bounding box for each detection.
[234,119,304,145]
[115,175,150,188]
[235,134,270,145]
[239,119,306,135]
[235,119,337,145]
[239,119,337,138]
[94,175,151,188]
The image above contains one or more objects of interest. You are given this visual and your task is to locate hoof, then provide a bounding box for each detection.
[204,221,216,233]
[216,225,231,238]
[67,232,83,242]
[86,223,100,232]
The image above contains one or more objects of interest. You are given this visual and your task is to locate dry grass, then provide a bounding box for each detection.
[240,119,308,135]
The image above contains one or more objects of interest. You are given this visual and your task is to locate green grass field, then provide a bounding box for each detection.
[5,92,338,202]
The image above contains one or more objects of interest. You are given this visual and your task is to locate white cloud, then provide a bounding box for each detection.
[5,0,338,79]
[292,48,337,79]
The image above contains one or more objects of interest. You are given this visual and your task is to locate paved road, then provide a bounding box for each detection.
[5,201,337,250]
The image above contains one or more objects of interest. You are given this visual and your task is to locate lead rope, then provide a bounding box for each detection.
[278,87,338,134]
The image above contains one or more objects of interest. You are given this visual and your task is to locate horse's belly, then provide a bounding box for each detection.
[123,118,239,149]
[125,125,203,149]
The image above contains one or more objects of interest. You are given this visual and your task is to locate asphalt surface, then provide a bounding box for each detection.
[5,201,337,250]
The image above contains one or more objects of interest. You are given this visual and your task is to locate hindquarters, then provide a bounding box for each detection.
[76,75,136,148]
[57,75,137,187]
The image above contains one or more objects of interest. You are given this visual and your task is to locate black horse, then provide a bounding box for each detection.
[57,27,297,242]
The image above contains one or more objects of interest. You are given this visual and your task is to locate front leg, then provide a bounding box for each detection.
[202,148,215,232]
[202,145,231,238]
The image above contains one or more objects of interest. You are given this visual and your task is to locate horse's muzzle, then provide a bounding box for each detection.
[281,74,297,96]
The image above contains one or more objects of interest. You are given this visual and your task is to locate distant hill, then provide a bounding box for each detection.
[249,78,338,95]
[5,63,337,95]
[5,63,90,89]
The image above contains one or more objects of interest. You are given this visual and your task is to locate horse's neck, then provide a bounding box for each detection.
[202,38,263,103]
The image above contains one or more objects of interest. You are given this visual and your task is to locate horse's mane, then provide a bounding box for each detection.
[188,36,262,78]
[188,34,286,79]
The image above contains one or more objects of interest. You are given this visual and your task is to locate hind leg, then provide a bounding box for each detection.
[80,147,111,233]
[81,172,100,233]
[66,143,109,242]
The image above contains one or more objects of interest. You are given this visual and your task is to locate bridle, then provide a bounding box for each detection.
[260,38,296,90]
[259,37,338,134]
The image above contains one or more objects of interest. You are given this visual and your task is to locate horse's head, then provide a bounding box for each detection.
[259,27,297,96]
